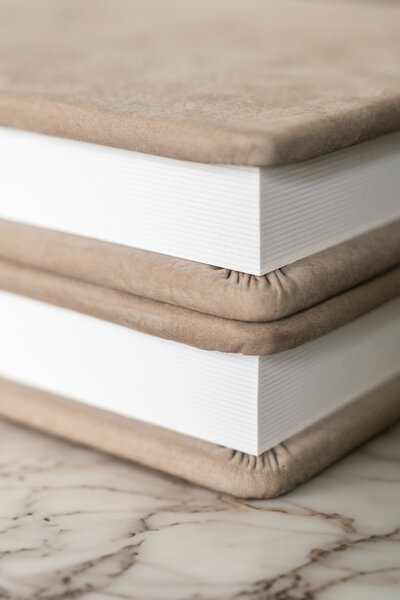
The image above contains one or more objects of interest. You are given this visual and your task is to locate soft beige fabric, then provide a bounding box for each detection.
[1,219,399,322]
[0,376,399,498]
[0,257,399,355]
[0,0,400,166]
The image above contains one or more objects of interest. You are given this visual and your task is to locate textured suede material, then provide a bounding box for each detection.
[1,219,399,322]
[1,258,399,355]
[0,377,399,498]
[0,0,400,165]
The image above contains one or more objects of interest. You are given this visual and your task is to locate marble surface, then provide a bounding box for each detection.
[0,419,399,600]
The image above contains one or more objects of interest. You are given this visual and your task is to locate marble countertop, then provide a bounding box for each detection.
[0,418,399,600]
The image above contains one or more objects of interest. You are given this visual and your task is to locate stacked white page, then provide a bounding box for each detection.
[1,290,399,455]
[1,127,400,274]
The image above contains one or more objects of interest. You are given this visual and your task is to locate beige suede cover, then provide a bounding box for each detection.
[0,0,400,166]
[0,377,399,498]
[1,219,400,323]
[1,256,399,355]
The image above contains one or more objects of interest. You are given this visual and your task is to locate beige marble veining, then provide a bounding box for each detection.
[0,418,399,600]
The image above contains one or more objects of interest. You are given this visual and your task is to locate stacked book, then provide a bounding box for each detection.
[0,0,399,498]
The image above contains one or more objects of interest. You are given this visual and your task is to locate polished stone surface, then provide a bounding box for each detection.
[0,418,399,599]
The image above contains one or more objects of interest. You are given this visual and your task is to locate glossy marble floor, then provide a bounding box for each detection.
[0,418,399,599]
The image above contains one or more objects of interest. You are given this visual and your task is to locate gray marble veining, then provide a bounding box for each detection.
[0,418,399,599]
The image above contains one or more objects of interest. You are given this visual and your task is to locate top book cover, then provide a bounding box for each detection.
[0,0,399,167]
